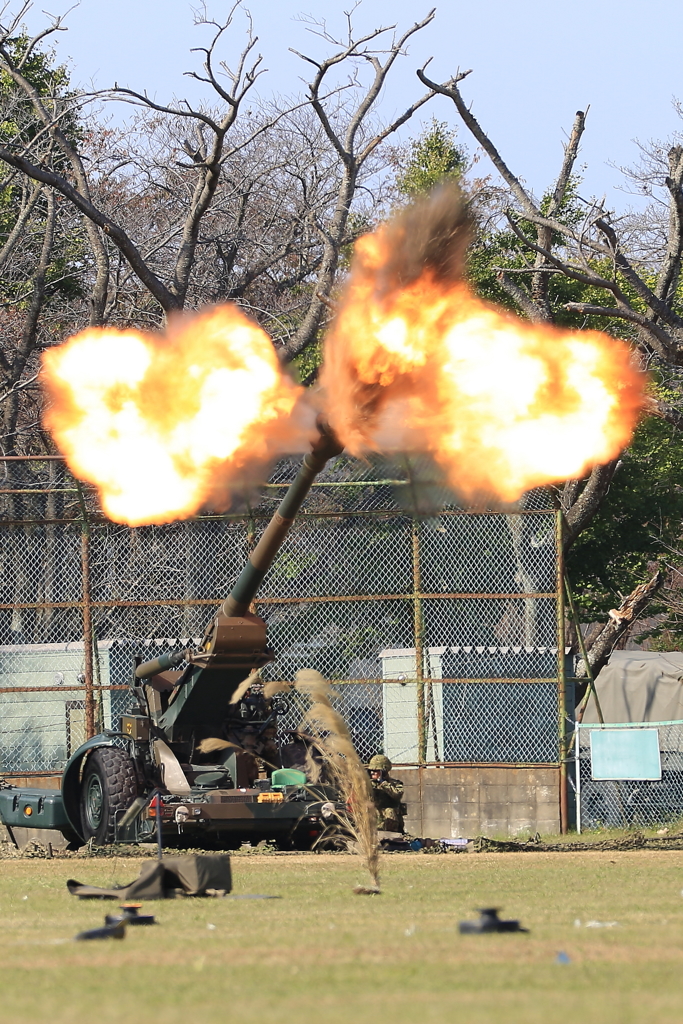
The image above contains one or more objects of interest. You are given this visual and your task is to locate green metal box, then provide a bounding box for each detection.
[0,787,70,830]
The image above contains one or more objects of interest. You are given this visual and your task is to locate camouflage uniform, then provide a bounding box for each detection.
[371,776,405,833]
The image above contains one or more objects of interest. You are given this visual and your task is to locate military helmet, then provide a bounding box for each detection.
[369,754,392,772]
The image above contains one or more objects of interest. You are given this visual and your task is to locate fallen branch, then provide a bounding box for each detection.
[576,569,664,678]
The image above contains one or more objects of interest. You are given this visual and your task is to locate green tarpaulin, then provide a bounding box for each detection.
[67,854,232,900]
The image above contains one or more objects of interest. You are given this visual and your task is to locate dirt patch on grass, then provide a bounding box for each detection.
[470,830,683,853]
[7,829,683,861]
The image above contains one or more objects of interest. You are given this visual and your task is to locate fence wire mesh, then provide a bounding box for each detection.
[576,722,683,830]
[0,455,562,775]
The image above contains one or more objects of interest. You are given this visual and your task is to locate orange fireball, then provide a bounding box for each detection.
[321,193,645,501]
[42,305,309,525]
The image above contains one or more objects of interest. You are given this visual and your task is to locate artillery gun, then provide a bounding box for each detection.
[0,425,344,849]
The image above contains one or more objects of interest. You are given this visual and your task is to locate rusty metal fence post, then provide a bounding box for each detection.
[411,520,426,763]
[76,482,95,739]
[555,508,568,833]
[246,506,257,616]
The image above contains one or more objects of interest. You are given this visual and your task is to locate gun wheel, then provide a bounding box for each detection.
[80,748,137,846]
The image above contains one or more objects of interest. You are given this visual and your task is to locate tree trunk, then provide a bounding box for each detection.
[576,570,663,679]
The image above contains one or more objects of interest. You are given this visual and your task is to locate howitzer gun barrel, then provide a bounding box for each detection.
[222,423,343,618]
[134,649,188,681]
[133,422,342,684]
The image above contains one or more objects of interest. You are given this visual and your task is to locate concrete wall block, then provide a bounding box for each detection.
[421,770,457,787]
[512,809,538,822]
[535,820,561,834]
[419,785,453,804]
[377,765,560,837]
[510,821,537,836]
[422,803,454,823]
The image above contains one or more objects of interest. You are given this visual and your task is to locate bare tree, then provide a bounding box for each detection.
[0,2,281,315]
[87,105,368,338]
[282,8,438,362]
[0,3,110,324]
[0,9,94,455]
[417,65,683,373]
[0,2,440,373]
[0,175,91,456]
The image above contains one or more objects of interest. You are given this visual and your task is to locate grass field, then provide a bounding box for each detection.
[2,849,683,1024]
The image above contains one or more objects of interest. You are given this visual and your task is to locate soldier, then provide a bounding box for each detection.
[368,754,405,834]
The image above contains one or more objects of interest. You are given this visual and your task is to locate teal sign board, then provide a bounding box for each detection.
[590,728,661,781]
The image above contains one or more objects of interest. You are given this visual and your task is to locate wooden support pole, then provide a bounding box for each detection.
[556,509,568,834]
[412,521,426,764]
[76,483,95,739]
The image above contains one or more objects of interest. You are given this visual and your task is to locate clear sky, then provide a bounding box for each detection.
[19,0,683,209]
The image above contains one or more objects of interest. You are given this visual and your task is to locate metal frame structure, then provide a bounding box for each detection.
[0,454,568,826]
[576,719,683,832]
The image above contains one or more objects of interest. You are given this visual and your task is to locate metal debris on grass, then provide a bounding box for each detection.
[75,917,127,941]
[458,908,529,934]
[105,904,155,926]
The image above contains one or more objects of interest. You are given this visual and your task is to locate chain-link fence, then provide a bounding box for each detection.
[576,721,683,830]
[0,454,564,777]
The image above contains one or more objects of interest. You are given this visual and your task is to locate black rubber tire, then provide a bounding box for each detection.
[80,747,137,846]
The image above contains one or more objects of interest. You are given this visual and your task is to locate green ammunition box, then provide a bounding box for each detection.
[120,715,150,742]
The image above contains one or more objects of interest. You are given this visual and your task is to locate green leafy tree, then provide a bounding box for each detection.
[0,32,83,297]
[0,32,87,460]
[567,413,683,621]
[465,188,683,651]
[395,119,466,199]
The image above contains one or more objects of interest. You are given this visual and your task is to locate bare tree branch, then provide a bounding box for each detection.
[655,146,683,305]
[594,216,683,331]
[283,10,437,361]
[647,396,683,431]
[563,461,620,550]
[417,64,528,195]
[503,213,680,358]
[0,145,178,310]
[1,187,55,452]
[575,570,664,678]
[0,180,42,272]
[530,109,586,318]
[0,31,110,322]
[496,271,546,321]
[0,6,282,313]
[419,62,683,366]
[564,301,681,355]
